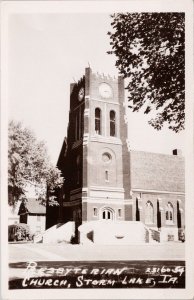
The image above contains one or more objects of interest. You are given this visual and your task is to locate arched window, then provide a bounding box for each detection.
[101,207,114,220]
[95,108,101,135]
[145,201,154,224]
[110,110,116,137]
[166,202,174,224]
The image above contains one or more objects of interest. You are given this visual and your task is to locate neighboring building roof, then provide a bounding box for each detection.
[130,150,185,193]
[18,198,46,215]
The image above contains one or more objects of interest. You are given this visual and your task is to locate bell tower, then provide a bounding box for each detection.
[82,68,132,222]
[61,68,132,228]
[48,67,185,245]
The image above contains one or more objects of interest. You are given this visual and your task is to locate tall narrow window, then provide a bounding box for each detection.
[79,109,81,139]
[76,113,80,140]
[166,202,174,224]
[105,170,109,181]
[76,155,81,185]
[75,114,77,140]
[95,108,101,135]
[110,110,116,137]
[93,208,97,217]
[145,201,154,224]
[81,109,84,137]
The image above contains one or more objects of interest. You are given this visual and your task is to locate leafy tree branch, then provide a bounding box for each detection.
[108,13,185,132]
[8,120,64,207]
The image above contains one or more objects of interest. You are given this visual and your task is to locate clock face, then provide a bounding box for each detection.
[99,83,112,98]
[78,87,84,101]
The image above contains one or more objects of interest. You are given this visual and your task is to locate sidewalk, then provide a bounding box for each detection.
[9,241,185,262]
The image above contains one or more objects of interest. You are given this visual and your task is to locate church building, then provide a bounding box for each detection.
[46,67,185,243]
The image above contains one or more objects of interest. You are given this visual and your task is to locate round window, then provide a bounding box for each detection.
[102,152,112,163]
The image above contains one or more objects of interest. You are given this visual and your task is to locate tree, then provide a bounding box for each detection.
[8,120,64,207]
[108,13,185,132]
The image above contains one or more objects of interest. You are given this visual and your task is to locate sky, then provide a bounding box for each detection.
[8,12,185,165]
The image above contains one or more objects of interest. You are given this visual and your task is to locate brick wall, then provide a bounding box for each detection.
[118,76,131,201]
[86,202,125,221]
[132,191,185,229]
[87,141,123,188]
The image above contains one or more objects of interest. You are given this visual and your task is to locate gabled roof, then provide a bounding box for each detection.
[18,198,46,215]
[130,150,185,193]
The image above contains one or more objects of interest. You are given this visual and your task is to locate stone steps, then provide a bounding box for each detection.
[78,220,154,245]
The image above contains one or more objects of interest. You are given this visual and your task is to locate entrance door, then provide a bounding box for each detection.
[101,208,114,220]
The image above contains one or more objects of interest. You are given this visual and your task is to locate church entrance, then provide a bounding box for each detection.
[101,207,114,220]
